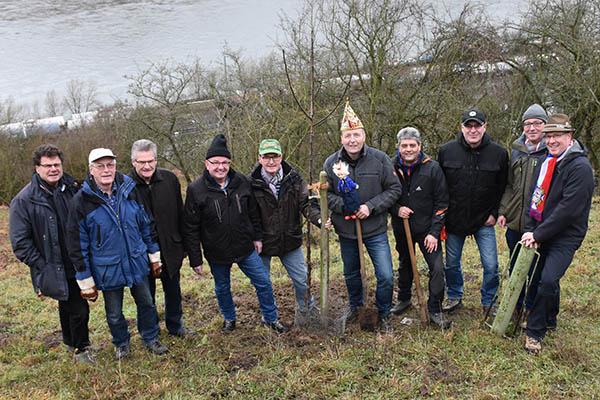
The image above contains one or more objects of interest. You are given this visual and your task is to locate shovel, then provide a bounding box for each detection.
[403,218,428,323]
[356,218,379,331]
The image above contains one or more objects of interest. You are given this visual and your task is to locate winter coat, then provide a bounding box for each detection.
[323,145,402,239]
[250,161,320,257]
[525,139,594,247]
[438,132,508,236]
[498,135,548,233]
[390,153,448,239]
[130,167,185,278]
[183,168,263,266]
[9,173,81,300]
[67,172,159,291]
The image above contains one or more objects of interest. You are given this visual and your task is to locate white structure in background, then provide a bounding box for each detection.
[0,111,99,137]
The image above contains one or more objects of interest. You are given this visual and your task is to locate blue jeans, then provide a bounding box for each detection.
[261,246,314,312]
[149,270,184,334]
[445,225,499,306]
[102,275,160,347]
[505,228,538,312]
[338,231,394,318]
[209,250,278,323]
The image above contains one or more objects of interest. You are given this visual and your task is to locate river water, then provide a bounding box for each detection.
[0,0,529,110]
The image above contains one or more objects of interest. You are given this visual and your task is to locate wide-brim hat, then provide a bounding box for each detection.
[542,114,575,133]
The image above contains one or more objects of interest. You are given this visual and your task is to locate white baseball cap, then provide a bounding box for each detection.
[88,148,116,165]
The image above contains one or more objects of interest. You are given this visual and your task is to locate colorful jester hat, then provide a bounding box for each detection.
[340,100,364,131]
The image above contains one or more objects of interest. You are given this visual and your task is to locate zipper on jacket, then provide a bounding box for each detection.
[214,199,223,223]
[97,225,101,247]
[102,266,108,285]
[236,194,242,213]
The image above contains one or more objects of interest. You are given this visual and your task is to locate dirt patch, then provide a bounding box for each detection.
[42,330,63,349]
[422,358,467,385]
[225,351,260,373]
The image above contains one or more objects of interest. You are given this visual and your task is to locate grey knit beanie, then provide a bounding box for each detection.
[522,104,548,123]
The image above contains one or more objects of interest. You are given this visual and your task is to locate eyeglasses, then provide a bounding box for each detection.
[524,121,544,129]
[134,159,156,166]
[91,162,116,170]
[260,154,281,161]
[207,160,231,167]
[545,132,569,140]
[39,163,62,169]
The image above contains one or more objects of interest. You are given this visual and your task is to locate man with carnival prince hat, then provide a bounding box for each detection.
[323,101,401,331]
[521,114,594,354]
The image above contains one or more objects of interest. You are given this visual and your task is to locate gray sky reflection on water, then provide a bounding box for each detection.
[0,0,528,108]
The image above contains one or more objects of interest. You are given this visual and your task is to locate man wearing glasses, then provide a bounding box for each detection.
[498,104,548,321]
[250,139,322,317]
[183,134,288,334]
[10,144,95,363]
[521,114,593,354]
[438,109,508,314]
[129,139,195,338]
[68,148,168,360]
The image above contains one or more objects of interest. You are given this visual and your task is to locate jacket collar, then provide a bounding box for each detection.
[457,131,491,150]
[130,166,164,185]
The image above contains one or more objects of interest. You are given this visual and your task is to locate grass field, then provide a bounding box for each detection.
[1,202,599,399]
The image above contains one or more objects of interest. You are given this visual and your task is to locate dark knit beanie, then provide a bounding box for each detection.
[206,134,231,159]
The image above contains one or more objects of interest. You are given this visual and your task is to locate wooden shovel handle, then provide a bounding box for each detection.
[403,218,428,323]
[355,218,367,299]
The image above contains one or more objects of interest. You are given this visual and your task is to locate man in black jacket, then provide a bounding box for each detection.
[130,139,195,337]
[521,114,594,354]
[183,134,288,334]
[9,144,94,363]
[390,127,451,328]
[438,109,508,313]
[250,139,321,314]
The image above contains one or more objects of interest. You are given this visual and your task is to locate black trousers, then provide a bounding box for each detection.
[526,241,577,340]
[58,278,90,350]
[148,270,184,334]
[394,230,445,313]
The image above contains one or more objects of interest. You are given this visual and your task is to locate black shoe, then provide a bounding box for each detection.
[442,298,463,313]
[378,316,394,333]
[170,326,197,337]
[115,344,131,360]
[144,340,169,356]
[345,308,359,322]
[429,312,452,329]
[391,300,412,315]
[264,320,289,334]
[222,320,236,333]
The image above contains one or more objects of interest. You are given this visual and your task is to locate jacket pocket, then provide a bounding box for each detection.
[91,254,123,289]
[38,263,67,300]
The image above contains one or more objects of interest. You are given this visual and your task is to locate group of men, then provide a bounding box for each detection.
[9,100,593,361]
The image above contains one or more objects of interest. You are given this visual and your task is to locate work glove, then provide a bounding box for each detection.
[148,251,162,278]
[77,276,98,302]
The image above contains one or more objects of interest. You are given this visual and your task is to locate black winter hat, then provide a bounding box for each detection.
[206,134,231,160]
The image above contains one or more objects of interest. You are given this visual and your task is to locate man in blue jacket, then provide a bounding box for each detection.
[68,148,168,360]
[10,144,94,363]
[521,114,594,354]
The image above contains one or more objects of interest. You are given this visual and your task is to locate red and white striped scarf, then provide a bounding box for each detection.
[529,141,573,221]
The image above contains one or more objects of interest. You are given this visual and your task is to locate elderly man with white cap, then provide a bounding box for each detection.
[67,148,168,360]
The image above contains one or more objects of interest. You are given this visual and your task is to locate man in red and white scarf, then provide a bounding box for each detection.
[521,114,594,354]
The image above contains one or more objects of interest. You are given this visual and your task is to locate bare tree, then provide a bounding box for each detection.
[63,79,101,114]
